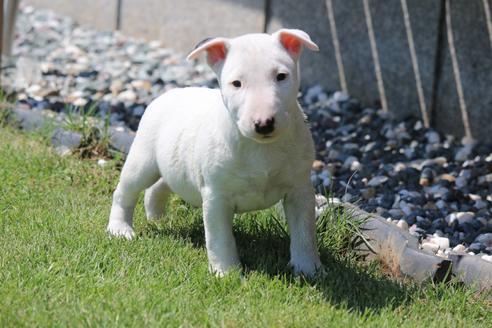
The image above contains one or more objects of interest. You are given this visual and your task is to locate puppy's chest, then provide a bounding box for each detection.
[221,165,292,213]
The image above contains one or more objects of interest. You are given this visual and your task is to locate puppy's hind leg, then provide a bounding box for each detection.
[107,140,160,239]
[144,178,171,220]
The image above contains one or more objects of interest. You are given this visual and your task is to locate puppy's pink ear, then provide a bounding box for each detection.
[273,29,319,58]
[187,37,229,67]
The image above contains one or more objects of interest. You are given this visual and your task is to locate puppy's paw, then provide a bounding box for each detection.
[107,221,135,240]
[208,262,241,278]
[289,258,324,278]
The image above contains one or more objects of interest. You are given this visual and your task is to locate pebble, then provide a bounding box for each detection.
[474,233,492,247]
[409,224,425,237]
[396,219,409,230]
[468,243,483,253]
[438,174,455,183]
[367,176,388,187]
[426,131,440,144]
[342,193,353,202]
[429,236,450,250]
[482,255,492,263]
[117,90,137,102]
[312,160,325,172]
[73,97,88,107]
[478,173,492,185]
[454,142,474,162]
[97,159,108,167]
[456,212,475,225]
[452,244,467,253]
[422,242,439,253]
[388,209,404,220]
[446,212,475,225]
[361,188,376,200]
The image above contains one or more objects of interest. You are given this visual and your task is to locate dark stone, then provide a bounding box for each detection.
[416,217,432,229]
[468,243,484,253]
[51,128,83,150]
[431,218,446,230]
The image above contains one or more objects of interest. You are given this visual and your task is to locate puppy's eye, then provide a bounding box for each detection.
[232,80,242,88]
[276,73,287,82]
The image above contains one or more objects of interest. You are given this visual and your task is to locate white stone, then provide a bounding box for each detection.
[452,244,466,253]
[482,255,492,263]
[456,211,475,225]
[436,250,447,258]
[333,90,349,102]
[97,159,108,167]
[117,90,137,102]
[73,98,88,107]
[396,219,409,230]
[394,162,407,172]
[329,197,341,204]
[468,193,482,201]
[350,160,362,171]
[131,80,152,91]
[447,212,475,225]
[26,84,42,95]
[315,194,328,207]
[422,242,439,253]
[429,236,450,250]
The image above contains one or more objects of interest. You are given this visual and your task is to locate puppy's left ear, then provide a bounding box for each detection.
[272,29,319,59]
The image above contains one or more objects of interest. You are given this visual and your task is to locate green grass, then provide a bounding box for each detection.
[0,126,490,327]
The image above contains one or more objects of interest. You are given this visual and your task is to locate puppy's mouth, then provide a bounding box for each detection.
[251,133,278,144]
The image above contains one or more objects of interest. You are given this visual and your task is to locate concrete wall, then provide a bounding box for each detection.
[22,0,492,141]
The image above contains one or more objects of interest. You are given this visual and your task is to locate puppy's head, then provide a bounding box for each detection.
[187,29,318,143]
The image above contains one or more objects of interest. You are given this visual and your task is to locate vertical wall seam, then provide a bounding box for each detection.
[430,0,446,128]
[0,0,3,85]
[116,0,122,31]
[401,0,429,128]
[362,0,388,112]
[263,0,272,33]
[445,0,472,139]
[325,0,348,94]
[483,0,492,50]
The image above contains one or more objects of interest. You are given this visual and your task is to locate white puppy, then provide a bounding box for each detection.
[107,29,322,276]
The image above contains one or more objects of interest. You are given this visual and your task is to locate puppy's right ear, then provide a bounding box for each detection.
[186,37,230,68]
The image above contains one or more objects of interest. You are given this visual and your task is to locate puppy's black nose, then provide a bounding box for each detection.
[254,118,275,135]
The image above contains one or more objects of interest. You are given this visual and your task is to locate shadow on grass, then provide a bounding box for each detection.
[140,203,411,313]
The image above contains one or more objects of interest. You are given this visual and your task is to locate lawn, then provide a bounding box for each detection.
[0,126,490,327]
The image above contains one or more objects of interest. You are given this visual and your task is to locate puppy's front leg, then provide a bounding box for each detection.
[202,190,240,276]
[284,186,322,277]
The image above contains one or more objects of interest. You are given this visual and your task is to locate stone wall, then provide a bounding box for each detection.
[22,0,492,141]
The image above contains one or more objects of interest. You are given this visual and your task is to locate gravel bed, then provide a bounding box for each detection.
[2,6,492,261]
